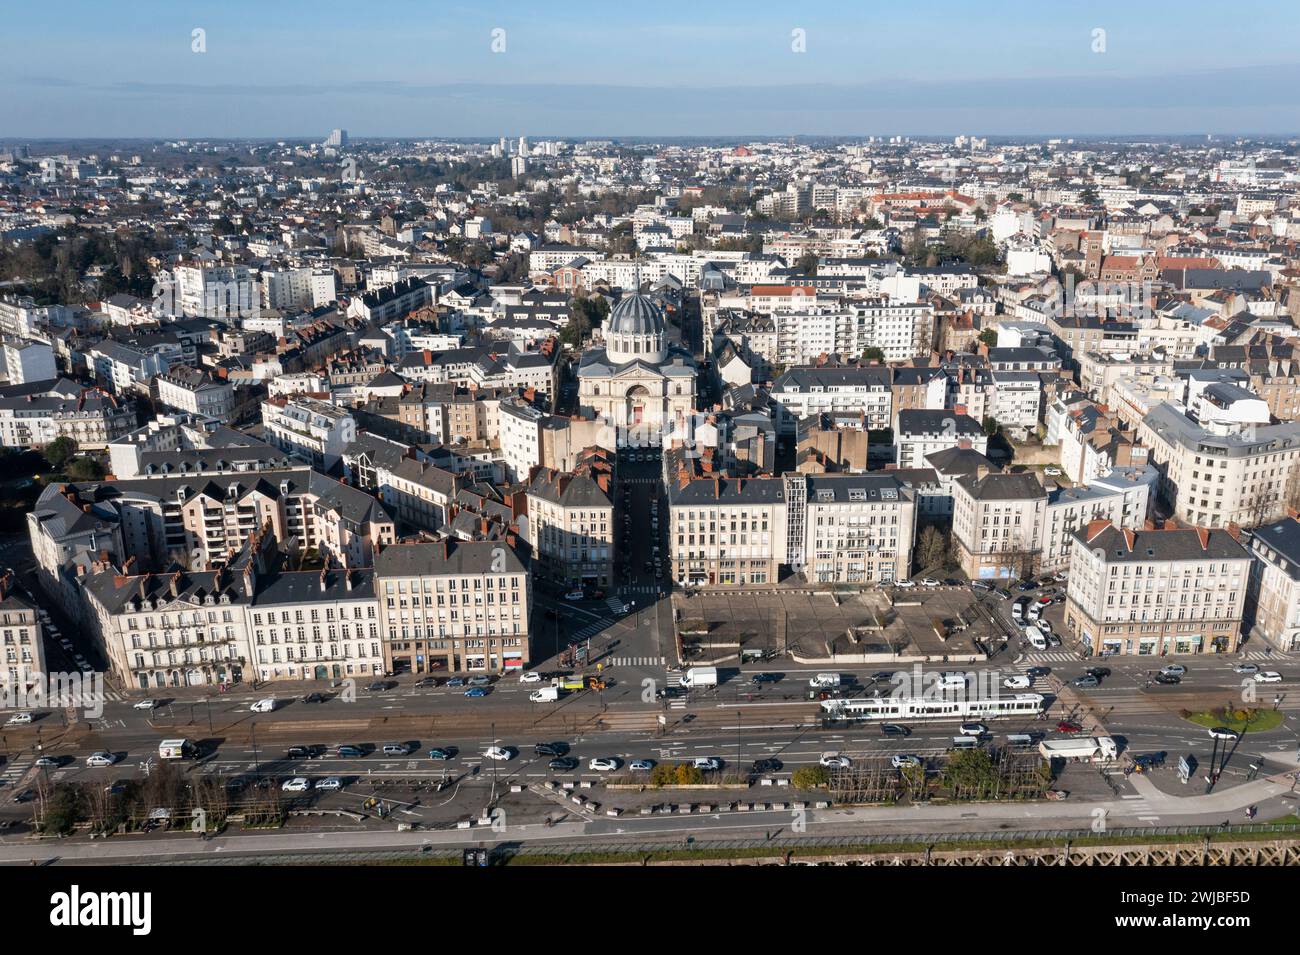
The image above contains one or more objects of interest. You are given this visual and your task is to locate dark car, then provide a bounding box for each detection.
[1153,672,1182,685]
[534,742,570,758]
[870,671,895,683]
[880,723,911,737]
[1085,666,1112,679]
[944,578,962,587]
[1017,579,1038,591]
[365,681,390,692]
[749,672,780,685]
[548,757,579,772]
[1027,666,1052,678]
[286,744,325,760]
[301,692,328,703]
[751,758,783,773]
[336,745,366,758]
[414,677,440,688]
[995,589,1013,600]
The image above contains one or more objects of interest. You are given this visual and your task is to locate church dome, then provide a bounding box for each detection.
[606,292,665,336]
[604,290,668,364]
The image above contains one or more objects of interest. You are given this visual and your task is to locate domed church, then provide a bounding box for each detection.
[577,284,697,447]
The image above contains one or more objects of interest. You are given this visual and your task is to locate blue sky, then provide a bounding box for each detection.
[3,0,1300,138]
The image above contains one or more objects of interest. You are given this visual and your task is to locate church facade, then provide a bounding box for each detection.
[577,291,696,447]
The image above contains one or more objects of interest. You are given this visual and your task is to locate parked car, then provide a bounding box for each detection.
[959,722,987,737]
[1085,667,1112,679]
[919,577,940,587]
[336,745,365,758]
[548,757,578,772]
[467,675,493,687]
[629,759,656,772]
[519,671,542,684]
[427,747,457,761]
[692,757,722,771]
[446,677,465,688]
[315,777,343,791]
[891,754,923,770]
[819,753,851,769]
[588,757,620,772]
[281,777,312,793]
[1044,467,1062,476]
[750,758,783,773]
[1254,671,1283,684]
[893,579,916,589]
[563,590,585,601]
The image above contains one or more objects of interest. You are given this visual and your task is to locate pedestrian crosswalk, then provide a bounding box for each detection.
[571,620,612,641]
[620,585,660,596]
[605,656,665,668]
[0,756,31,788]
[665,672,687,708]
[1022,650,1079,665]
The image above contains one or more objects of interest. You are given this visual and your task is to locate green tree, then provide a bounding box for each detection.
[44,437,78,471]
[792,766,829,789]
[66,456,106,481]
[977,328,998,347]
[981,416,1001,437]
[862,347,886,363]
[942,748,1000,799]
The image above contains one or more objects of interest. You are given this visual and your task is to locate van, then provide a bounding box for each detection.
[337,745,365,758]
[250,698,277,713]
[937,671,967,689]
[1011,601,1025,620]
[1027,631,1047,650]
[1005,734,1034,747]
[951,736,979,749]
[382,743,412,756]
[809,672,841,688]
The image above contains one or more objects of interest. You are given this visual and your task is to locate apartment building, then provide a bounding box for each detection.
[896,409,987,470]
[526,454,616,589]
[261,395,357,470]
[787,473,915,584]
[1063,521,1251,656]
[0,582,44,695]
[1247,515,1300,651]
[154,366,236,422]
[375,540,531,675]
[2,338,57,385]
[951,471,1048,580]
[668,463,787,588]
[1137,402,1300,529]
[0,380,136,450]
[770,366,893,432]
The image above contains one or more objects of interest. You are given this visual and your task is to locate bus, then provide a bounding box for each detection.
[820,693,1045,723]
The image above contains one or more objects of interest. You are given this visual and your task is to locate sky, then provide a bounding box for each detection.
[3,0,1300,139]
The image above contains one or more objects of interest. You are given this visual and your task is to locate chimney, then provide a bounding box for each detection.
[242,562,256,598]
[1196,527,1210,551]
[345,568,353,591]
[319,567,328,592]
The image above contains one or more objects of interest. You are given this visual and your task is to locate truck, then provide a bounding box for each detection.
[808,672,841,689]
[1039,736,1118,762]
[679,666,718,688]
[158,738,193,760]
[529,685,560,703]
[554,676,585,692]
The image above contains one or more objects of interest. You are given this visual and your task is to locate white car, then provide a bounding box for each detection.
[692,757,721,771]
[281,777,312,792]
[1003,675,1032,690]
[588,757,620,772]
[1044,467,1063,476]
[1254,671,1283,684]
[959,722,987,737]
[919,577,940,587]
[1234,663,1260,675]
[483,746,514,761]
[1208,727,1240,741]
[314,777,343,791]
[891,754,922,770]
[5,712,33,725]
[250,698,277,713]
[820,753,851,769]
[894,579,916,589]
[85,751,118,767]
[133,700,157,711]
[519,671,542,684]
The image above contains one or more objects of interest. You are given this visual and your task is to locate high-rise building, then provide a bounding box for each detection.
[325,128,348,148]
